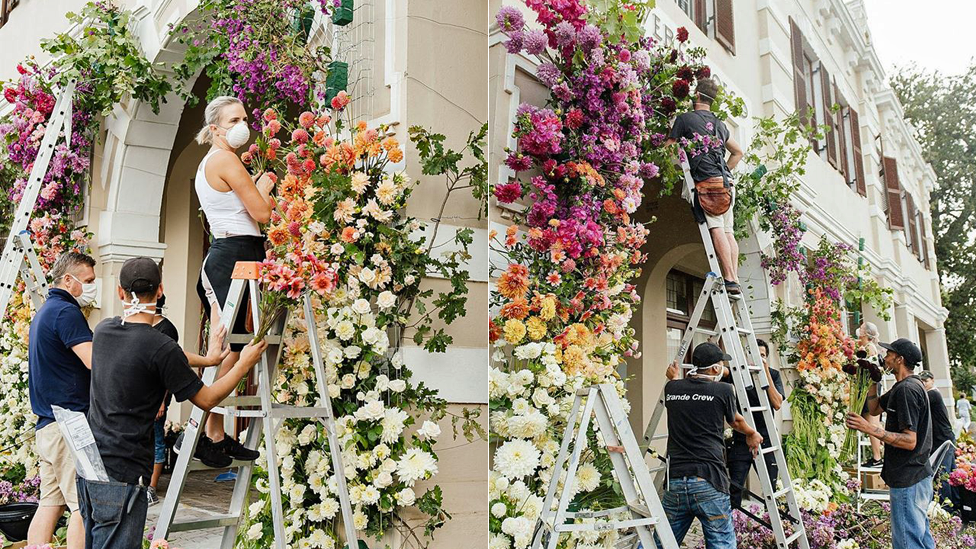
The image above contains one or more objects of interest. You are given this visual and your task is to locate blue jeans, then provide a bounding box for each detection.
[890,475,936,549]
[154,417,166,464]
[661,477,734,549]
[76,476,149,549]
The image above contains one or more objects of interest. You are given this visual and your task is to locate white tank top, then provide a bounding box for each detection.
[194,149,262,237]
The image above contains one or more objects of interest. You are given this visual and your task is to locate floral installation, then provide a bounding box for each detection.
[949,434,976,492]
[839,353,883,460]
[226,100,485,548]
[490,2,740,548]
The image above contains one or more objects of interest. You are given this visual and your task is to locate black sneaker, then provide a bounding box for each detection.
[861,457,882,469]
[146,486,160,506]
[725,281,742,295]
[175,432,233,468]
[215,435,260,461]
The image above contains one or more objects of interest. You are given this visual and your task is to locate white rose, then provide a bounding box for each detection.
[358,267,377,285]
[374,471,394,488]
[354,399,385,421]
[331,243,345,255]
[247,523,263,540]
[417,420,441,440]
[352,298,372,315]
[389,379,407,393]
[377,291,397,309]
[341,374,356,389]
[404,274,416,285]
[344,346,362,359]
[395,487,416,506]
[375,374,390,392]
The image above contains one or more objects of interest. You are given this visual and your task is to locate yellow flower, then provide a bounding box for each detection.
[526,316,547,340]
[563,345,587,375]
[539,296,557,321]
[503,319,526,344]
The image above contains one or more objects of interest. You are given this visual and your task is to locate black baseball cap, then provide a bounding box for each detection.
[692,342,731,369]
[918,370,934,381]
[119,257,161,294]
[879,338,922,366]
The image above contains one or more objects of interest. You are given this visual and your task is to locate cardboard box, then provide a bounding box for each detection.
[862,471,888,491]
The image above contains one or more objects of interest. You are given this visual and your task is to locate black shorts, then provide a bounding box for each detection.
[196,235,266,351]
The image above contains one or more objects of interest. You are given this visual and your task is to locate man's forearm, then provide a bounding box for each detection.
[197,360,251,411]
[866,426,916,450]
[865,393,882,416]
[727,153,742,170]
[730,414,756,437]
[186,351,219,368]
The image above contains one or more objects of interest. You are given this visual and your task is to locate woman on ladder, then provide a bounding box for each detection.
[178,96,275,468]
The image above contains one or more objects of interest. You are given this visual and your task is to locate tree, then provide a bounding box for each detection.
[890,63,976,389]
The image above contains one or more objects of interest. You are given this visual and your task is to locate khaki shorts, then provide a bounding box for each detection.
[704,184,735,233]
[36,422,79,512]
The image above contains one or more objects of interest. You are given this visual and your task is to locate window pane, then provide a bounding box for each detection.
[677,0,693,19]
[667,272,687,315]
[667,327,684,364]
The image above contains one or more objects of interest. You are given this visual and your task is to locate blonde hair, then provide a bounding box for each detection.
[195,96,244,145]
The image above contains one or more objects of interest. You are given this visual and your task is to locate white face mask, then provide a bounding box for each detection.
[68,274,97,307]
[121,291,157,325]
[222,121,250,149]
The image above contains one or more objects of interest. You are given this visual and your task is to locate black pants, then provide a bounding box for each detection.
[196,235,266,351]
[728,439,778,510]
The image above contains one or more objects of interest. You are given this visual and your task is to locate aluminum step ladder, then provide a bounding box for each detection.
[640,161,810,549]
[154,261,358,549]
[530,383,679,549]
[0,81,75,318]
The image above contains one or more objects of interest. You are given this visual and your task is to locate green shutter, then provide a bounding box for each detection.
[325,61,349,103]
[332,0,353,26]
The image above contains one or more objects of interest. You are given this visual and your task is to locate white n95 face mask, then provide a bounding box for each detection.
[121,291,156,325]
[69,274,97,307]
[224,121,250,148]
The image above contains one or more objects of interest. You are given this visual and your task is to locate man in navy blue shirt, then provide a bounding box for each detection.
[27,251,98,549]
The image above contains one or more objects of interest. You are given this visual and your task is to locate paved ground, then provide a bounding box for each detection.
[147,469,237,548]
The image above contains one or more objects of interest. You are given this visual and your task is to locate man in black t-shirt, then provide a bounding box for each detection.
[722,339,784,509]
[666,78,745,295]
[663,342,762,548]
[78,258,267,549]
[919,371,957,509]
[846,338,935,549]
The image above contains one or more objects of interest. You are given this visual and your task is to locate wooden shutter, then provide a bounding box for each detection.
[851,108,866,197]
[836,85,850,183]
[921,212,931,269]
[790,19,809,129]
[906,194,918,256]
[822,67,837,167]
[715,0,736,54]
[694,0,708,32]
[883,156,905,230]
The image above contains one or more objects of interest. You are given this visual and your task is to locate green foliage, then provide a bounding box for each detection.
[417,486,450,538]
[890,62,976,383]
[586,0,655,44]
[783,388,844,490]
[410,123,488,220]
[41,2,172,115]
[733,112,814,240]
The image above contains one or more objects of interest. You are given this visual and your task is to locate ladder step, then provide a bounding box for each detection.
[188,458,254,472]
[695,328,717,337]
[553,516,658,533]
[772,487,790,499]
[736,327,753,335]
[748,406,768,413]
[227,334,282,345]
[760,445,779,455]
[784,529,804,545]
[646,433,668,442]
[627,503,651,517]
[168,514,241,532]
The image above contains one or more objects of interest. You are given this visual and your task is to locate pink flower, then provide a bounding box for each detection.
[331,91,351,110]
[291,128,309,144]
[298,111,315,128]
[266,120,282,136]
[494,181,522,203]
[262,108,277,122]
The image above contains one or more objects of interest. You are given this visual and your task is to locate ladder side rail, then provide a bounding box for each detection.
[249,280,288,549]
[530,394,584,549]
[19,233,50,306]
[550,389,598,537]
[302,293,359,546]
[599,385,679,548]
[588,393,656,549]
[0,82,75,318]
[714,289,793,543]
[733,301,772,391]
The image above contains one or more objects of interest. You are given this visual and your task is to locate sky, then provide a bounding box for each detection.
[862,0,976,77]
